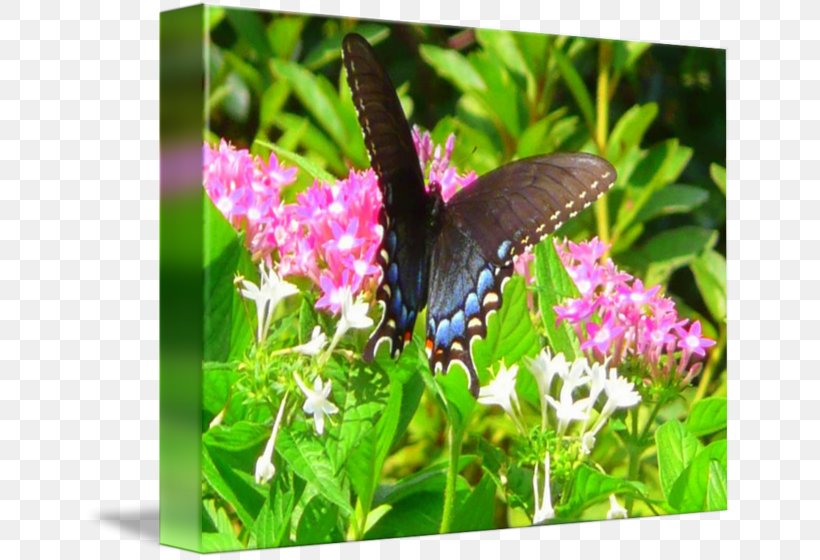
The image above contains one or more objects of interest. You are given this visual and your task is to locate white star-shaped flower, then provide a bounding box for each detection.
[323,286,374,360]
[295,374,339,436]
[294,326,328,357]
[240,262,299,342]
[478,363,520,419]
[526,349,568,429]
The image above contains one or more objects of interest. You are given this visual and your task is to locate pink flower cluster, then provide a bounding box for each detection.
[554,238,716,385]
[412,127,477,201]
[203,130,476,315]
[203,140,298,254]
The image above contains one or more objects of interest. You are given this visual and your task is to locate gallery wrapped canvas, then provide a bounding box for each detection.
[160,4,727,552]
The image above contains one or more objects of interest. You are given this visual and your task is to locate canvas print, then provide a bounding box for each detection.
[160,5,726,552]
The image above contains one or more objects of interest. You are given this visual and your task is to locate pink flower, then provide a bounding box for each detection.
[675,320,716,358]
[412,127,476,202]
[581,312,624,356]
[552,237,717,386]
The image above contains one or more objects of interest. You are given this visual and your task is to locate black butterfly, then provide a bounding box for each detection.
[341,33,616,396]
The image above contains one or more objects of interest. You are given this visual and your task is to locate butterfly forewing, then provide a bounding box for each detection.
[342,33,431,361]
[446,153,616,266]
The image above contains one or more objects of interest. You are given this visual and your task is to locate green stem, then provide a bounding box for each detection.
[637,399,664,444]
[439,423,462,534]
[594,41,612,247]
[625,408,640,514]
[693,325,726,403]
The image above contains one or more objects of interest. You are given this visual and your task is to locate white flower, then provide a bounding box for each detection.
[255,395,288,484]
[478,363,525,432]
[526,349,567,429]
[603,371,641,410]
[295,373,338,435]
[559,357,591,396]
[545,390,590,435]
[294,326,328,357]
[338,286,374,333]
[606,494,628,520]
[240,263,299,342]
[323,286,374,360]
[581,431,597,455]
[587,368,642,438]
[532,452,555,524]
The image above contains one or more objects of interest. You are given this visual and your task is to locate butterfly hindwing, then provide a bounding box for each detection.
[446,153,617,267]
[425,153,616,395]
[424,215,515,396]
[342,33,432,360]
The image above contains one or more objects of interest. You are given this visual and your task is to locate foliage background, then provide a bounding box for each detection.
[199,7,726,551]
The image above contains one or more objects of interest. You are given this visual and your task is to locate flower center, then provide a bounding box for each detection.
[338,234,355,251]
[685,334,699,349]
[595,327,610,344]
[329,201,344,215]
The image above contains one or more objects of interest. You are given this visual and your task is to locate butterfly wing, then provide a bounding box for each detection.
[446,153,617,266]
[426,153,616,394]
[342,33,431,360]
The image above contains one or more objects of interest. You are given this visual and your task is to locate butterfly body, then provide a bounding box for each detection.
[342,34,616,396]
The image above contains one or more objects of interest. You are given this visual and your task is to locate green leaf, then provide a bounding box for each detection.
[607,103,658,164]
[254,140,336,183]
[668,440,727,512]
[475,28,535,101]
[552,45,595,133]
[473,275,541,380]
[533,237,582,360]
[710,163,726,195]
[633,184,709,224]
[201,500,243,552]
[269,59,348,150]
[686,397,727,437]
[296,496,342,545]
[204,420,269,455]
[637,226,719,286]
[225,9,273,59]
[303,23,390,70]
[346,378,402,513]
[469,51,525,137]
[558,465,646,518]
[690,249,727,322]
[366,480,471,539]
[654,420,703,501]
[267,16,305,60]
[201,444,266,530]
[420,44,486,93]
[450,475,497,532]
[203,197,254,362]
[259,80,291,130]
[249,471,304,549]
[275,427,353,516]
[374,455,475,505]
[272,112,347,177]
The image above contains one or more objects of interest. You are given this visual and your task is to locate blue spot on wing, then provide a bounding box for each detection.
[391,286,403,316]
[497,240,512,260]
[387,230,397,257]
[435,319,453,347]
[387,262,398,285]
[465,293,480,317]
[450,311,465,338]
[477,268,494,299]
